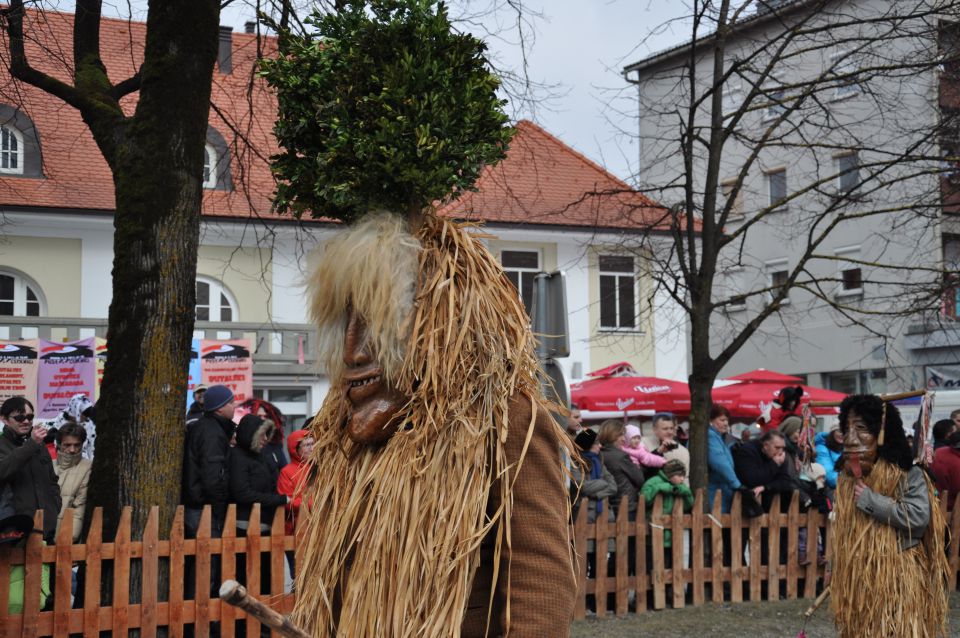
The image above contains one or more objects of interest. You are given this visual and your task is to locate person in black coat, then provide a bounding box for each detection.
[597,419,647,521]
[181,384,236,538]
[0,397,61,542]
[229,414,288,534]
[732,430,797,512]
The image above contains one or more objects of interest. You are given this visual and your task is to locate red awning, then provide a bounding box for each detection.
[570,375,691,414]
[712,383,844,417]
[723,368,804,384]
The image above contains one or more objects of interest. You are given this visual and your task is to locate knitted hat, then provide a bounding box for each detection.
[662,459,686,478]
[574,428,598,452]
[625,424,642,441]
[203,385,234,412]
[779,415,802,439]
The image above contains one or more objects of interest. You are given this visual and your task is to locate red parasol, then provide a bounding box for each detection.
[571,366,691,414]
[723,368,804,384]
[712,382,844,418]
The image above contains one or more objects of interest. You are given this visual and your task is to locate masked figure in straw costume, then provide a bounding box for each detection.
[291,212,577,637]
[830,394,949,637]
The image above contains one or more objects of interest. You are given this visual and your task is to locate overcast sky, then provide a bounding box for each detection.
[100,1,696,183]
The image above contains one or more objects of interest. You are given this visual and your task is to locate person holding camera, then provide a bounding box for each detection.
[0,397,61,542]
[642,412,690,484]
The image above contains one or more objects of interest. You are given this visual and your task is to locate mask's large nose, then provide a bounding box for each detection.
[344,309,374,368]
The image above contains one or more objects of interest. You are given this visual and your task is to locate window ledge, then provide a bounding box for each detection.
[835,289,863,300]
[597,327,646,335]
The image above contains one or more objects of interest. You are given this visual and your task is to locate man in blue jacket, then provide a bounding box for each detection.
[706,405,742,513]
[815,420,843,490]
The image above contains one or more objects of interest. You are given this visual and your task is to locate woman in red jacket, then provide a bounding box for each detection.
[277,428,314,535]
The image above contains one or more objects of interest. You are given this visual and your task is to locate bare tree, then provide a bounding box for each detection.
[0,0,221,534]
[620,0,959,488]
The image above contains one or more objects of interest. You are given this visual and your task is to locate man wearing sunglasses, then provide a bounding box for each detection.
[0,397,61,541]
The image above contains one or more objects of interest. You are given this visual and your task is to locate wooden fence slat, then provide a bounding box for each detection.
[785,493,800,600]
[0,544,11,638]
[802,506,819,599]
[572,505,587,620]
[614,502,629,616]
[21,510,45,638]
[245,505,262,638]
[649,497,665,610]
[195,506,213,638]
[690,490,705,606]
[168,507,186,638]
[633,496,648,615]
[270,508,285,606]
[670,501,684,609]
[748,510,762,602]
[142,506,160,638]
[729,492,742,603]
[83,508,103,638]
[53,509,74,638]
[221,505,238,638]
[593,501,609,618]
[766,495,781,602]
[112,507,132,638]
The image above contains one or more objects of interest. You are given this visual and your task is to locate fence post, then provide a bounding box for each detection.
[614,501,629,616]
[112,507,132,638]
[690,489,704,606]
[83,509,103,638]
[802,499,819,598]
[21,510,44,638]
[53,509,74,637]
[195,506,212,638]
[785,492,800,599]
[766,494,781,601]
[168,507,185,638]
[270,508,285,600]
[142,507,160,638]
[245,505,262,638]
[649,496,665,610]
[726,491,739,603]
[221,505,238,638]
[748,503,762,602]
[593,501,609,618]
[634,495,648,615]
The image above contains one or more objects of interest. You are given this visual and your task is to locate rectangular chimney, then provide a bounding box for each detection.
[218,26,233,74]
[245,21,256,35]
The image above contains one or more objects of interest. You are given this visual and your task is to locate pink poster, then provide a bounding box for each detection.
[0,339,39,405]
[37,338,98,418]
[200,339,253,403]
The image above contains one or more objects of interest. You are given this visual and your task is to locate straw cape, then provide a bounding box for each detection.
[292,213,577,637]
[830,460,949,638]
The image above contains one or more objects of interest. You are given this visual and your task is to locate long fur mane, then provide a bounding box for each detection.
[293,213,569,637]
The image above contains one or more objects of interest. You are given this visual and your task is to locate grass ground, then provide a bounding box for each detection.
[569,593,960,637]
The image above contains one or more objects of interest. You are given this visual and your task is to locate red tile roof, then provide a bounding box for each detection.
[0,9,667,231]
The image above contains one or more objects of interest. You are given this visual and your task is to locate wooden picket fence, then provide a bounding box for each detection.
[3,490,960,636]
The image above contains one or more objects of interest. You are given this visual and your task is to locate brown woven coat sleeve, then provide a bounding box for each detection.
[498,395,576,636]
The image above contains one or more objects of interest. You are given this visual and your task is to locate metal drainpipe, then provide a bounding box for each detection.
[622,68,643,174]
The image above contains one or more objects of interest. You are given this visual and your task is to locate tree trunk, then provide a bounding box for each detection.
[686,374,715,491]
[85,0,221,538]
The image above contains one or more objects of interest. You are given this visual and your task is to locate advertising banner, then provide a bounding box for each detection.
[0,339,39,405]
[200,339,253,403]
[37,338,98,418]
[927,364,960,389]
[187,338,202,408]
[95,337,107,401]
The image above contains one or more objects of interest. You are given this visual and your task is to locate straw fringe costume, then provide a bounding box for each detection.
[293,213,577,637]
[831,460,949,638]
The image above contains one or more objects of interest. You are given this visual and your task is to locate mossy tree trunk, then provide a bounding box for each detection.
[4,0,220,537]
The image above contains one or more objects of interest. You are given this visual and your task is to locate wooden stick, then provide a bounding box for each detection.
[804,585,830,618]
[219,580,310,638]
[809,389,927,408]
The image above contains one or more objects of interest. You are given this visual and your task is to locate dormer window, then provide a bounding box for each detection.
[203,144,218,189]
[0,126,23,174]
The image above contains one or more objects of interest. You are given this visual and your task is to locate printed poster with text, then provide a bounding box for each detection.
[0,339,39,405]
[187,339,202,408]
[37,338,97,418]
[200,339,253,403]
[95,337,108,401]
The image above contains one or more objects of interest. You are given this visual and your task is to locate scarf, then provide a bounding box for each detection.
[56,450,82,469]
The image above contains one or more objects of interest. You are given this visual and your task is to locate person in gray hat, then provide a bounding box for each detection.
[181,384,236,538]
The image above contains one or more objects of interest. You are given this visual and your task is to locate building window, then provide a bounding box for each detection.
[767,168,787,209]
[720,178,744,219]
[725,266,747,311]
[765,259,790,304]
[825,369,886,395]
[831,50,860,99]
[253,387,311,433]
[763,77,786,120]
[196,277,237,322]
[501,250,540,313]
[0,271,44,316]
[203,144,218,189]
[599,254,636,330]
[836,153,860,193]
[722,84,743,116]
[944,235,960,319]
[0,125,23,175]
[834,246,863,297]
